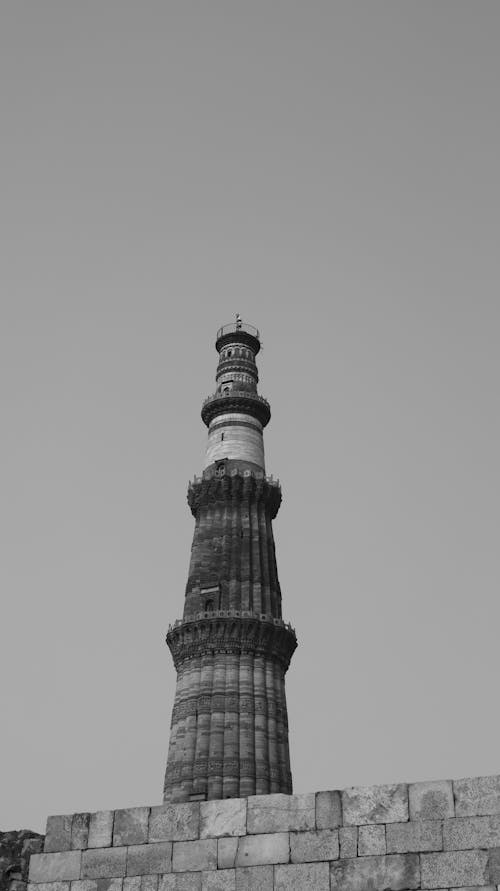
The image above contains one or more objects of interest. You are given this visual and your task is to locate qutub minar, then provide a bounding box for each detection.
[163,317,297,803]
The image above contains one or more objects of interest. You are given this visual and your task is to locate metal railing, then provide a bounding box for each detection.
[202,390,269,409]
[217,321,260,340]
[167,610,294,632]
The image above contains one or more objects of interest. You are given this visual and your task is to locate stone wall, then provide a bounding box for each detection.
[27,774,500,889]
[1,831,44,891]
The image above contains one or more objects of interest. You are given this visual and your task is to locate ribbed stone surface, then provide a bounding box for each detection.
[330,854,420,891]
[420,851,489,888]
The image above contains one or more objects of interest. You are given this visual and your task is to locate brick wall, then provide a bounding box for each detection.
[27,774,500,889]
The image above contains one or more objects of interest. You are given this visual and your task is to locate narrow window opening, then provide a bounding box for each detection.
[221,433,224,441]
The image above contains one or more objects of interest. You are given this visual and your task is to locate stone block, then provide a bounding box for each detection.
[123,880,141,891]
[149,804,199,843]
[274,862,330,891]
[444,815,500,850]
[30,853,82,883]
[201,871,235,890]
[140,876,158,891]
[342,783,408,826]
[88,813,114,850]
[420,851,489,888]
[315,791,342,830]
[126,843,172,876]
[113,809,149,847]
[28,884,70,891]
[409,780,454,821]
[339,827,357,858]
[487,846,500,882]
[45,817,73,853]
[95,880,122,891]
[81,848,127,879]
[200,800,246,838]
[246,794,315,833]
[71,882,98,891]
[218,834,289,868]
[330,854,420,891]
[172,840,217,873]
[72,816,91,851]
[290,829,339,863]
[454,776,500,817]
[358,824,386,856]
[234,866,273,891]
[159,875,201,891]
[386,820,442,853]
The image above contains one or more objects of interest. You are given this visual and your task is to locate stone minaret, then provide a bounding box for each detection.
[163,319,297,803]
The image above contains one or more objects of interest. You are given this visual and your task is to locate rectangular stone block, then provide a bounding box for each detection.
[274,862,330,891]
[45,817,73,853]
[342,783,409,825]
[421,851,489,888]
[444,815,500,850]
[290,829,339,863]
[30,853,82,883]
[487,846,500,882]
[234,866,273,891]
[200,799,246,838]
[358,824,386,856]
[387,820,442,853]
[218,834,289,868]
[201,871,235,890]
[88,813,114,850]
[72,815,91,851]
[330,854,420,891]
[454,776,500,817]
[94,880,122,891]
[126,843,172,876]
[149,803,200,843]
[159,875,201,891]
[71,881,98,891]
[315,791,342,830]
[29,884,70,891]
[81,848,127,879]
[113,809,149,847]
[140,878,157,891]
[172,840,217,873]
[123,880,141,891]
[339,827,357,858]
[409,780,454,821]
[247,794,315,833]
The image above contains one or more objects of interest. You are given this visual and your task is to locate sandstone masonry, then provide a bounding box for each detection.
[26,773,500,889]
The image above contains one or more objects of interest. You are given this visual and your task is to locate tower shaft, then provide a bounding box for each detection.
[163,321,296,803]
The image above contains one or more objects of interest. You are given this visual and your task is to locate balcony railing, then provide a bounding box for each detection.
[167,610,294,632]
[217,322,260,340]
[202,390,269,409]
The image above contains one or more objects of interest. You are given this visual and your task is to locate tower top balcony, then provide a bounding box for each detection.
[216,318,261,355]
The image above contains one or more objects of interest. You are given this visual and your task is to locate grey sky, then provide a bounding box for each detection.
[1,2,500,832]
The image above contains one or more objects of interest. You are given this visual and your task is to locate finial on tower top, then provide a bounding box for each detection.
[236,313,242,330]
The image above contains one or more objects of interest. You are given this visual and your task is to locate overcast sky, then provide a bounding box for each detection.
[2,2,500,833]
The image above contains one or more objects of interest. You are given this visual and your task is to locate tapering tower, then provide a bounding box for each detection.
[163,319,297,802]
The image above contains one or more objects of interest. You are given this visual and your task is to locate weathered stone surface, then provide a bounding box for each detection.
[409,780,454,821]
[420,851,489,888]
[218,834,289,869]
[81,849,127,879]
[444,815,500,850]
[201,871,235,890]
[44,818,73,855]
[71,817,90,852]
[274,862,330,890]
[139,877,157,891]
[339,827,357,858]
[200,801,246,839]
[454,776,500,818]
[315,792,342,830]
[30,853,82,883]
[95,880,122,891]
[358,824,386,856]
[172,841,217,873]
[1,829,44,891]
[289,829,338,863]
[28,883,69,891]
[234,866,273,891]
[113,810,149,847]
[88,814,114,850]
[159,874,201,891]
[126,844,172,876]
[330,854,420,891]
[71,881,97,891]
[123,880,141,891]
[487,846,500,882]
[342,784,408,826]
[149,804,199,843]
[386,820,442,854]
[246,794,314,833]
